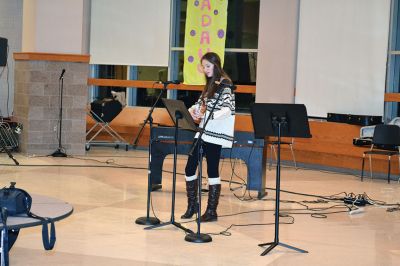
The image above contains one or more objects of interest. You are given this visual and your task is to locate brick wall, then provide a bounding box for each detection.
[14,60,88,155]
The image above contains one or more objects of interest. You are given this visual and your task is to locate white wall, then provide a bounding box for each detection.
[81,0,91,54]
[0,0,23,117]
[295,0,391,117]
[89,0,171,66]
[255,0,300,104]
[22,0,86,54]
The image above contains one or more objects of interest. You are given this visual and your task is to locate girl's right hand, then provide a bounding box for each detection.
[190,108,203,124]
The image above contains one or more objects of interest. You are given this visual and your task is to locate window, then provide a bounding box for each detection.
[386,0,400,121]
[171,0,260,113]
[91,65,167,107]
[131,66,168,107]
[96,65,127,99]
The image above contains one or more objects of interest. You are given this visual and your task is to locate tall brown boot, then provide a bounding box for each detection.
[181,180,198,219]
[200,184,221,222]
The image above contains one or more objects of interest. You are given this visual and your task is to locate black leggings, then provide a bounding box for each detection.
[185,140,222,179]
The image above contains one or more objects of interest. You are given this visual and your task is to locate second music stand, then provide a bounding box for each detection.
[251,103,311,256]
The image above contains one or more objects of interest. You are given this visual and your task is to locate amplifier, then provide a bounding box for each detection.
[327,113,382,126]
[90,99,122,123]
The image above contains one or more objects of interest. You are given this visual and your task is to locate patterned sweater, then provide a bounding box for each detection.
[189,86,235,148]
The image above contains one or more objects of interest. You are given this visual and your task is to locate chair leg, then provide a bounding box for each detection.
[398,156,400,183]
[361,154,365,182]
[369,154,373,179]
[269,144,277,171]
[268,145,273,170]
[388,156,391,184]
[289,143,297,170]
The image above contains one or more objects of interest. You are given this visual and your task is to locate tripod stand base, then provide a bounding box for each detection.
[144,221,194,235]
[259,241,308,256]
[135,216,160,225]
[185,233,212,243]
[50,149,67,157]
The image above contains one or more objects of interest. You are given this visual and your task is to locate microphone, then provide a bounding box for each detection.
[215,80,236,90]
[59,69,66,80]
[158,80,180,85]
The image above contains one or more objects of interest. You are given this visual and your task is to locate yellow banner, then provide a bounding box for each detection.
[183,0,228,85]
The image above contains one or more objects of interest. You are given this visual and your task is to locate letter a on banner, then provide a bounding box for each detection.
[183,0,228,85]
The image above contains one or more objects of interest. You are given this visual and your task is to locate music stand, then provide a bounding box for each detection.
[144,99,197,236]
[162,99,198,132]
[251,103,311,256]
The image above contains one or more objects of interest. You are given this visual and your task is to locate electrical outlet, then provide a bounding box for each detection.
[53,125,57,131]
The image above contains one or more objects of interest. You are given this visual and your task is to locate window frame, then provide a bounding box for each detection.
[385,0,400,122]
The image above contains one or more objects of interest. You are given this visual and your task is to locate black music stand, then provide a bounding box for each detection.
[160,99,212,243]
[144,99,197,236]
[251,103,311,256]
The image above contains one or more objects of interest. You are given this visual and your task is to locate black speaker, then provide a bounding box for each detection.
[90,99,122,123]
[0,37,8,67]
[327,113,382,126]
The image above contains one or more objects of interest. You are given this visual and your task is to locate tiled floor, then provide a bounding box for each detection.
[1,148,399,265]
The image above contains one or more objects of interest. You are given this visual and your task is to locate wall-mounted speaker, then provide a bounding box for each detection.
[0,37,8,67]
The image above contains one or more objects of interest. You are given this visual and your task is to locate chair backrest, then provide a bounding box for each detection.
[372,124,400,146]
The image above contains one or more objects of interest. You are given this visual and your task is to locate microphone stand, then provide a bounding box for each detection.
[51,72,67,157]
[185,85,230,243]
[135,82,170,225]
[132,81,179,148]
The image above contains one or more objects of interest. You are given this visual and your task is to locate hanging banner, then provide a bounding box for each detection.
[183,0,228,85]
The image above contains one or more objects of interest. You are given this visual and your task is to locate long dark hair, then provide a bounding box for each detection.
[200,52,231,102]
